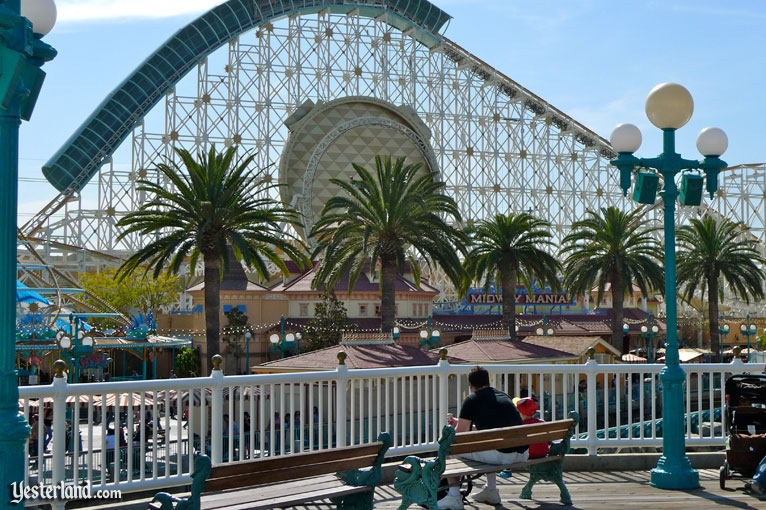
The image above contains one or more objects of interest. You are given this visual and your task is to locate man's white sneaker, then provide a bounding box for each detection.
[436,494,464,510]
[472,486,501,505]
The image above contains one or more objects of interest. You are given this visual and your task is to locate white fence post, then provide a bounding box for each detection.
[52,360,68,510]
[585,350,598,456]
[335,351,348,448]
[210,355,224,464]
[438,348,450,431]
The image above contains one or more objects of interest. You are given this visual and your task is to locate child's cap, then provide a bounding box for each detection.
[513,397,538,416]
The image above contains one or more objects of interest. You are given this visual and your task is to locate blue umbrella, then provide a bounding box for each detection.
[16,281,50,305]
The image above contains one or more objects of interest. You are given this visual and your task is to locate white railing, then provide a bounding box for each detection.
[18,356,762,498]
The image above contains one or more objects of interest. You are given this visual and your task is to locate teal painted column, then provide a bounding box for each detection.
[0,87,29,510]
[649,129,699,489]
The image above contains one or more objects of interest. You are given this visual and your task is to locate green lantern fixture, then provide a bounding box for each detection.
[632,170,659,204]
[679,172,704,206]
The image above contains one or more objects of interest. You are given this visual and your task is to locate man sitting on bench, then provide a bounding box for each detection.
[438,366,529,510]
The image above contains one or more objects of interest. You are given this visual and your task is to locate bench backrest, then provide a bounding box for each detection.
[449,418,574,456]
[205,441,386,492]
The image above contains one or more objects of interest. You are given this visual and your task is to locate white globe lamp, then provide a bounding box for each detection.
[269,333,279,344]
[696,127,728,157]
[21,0,57,36]
[641,326,648,334]
[645,82,694,130]
[285,333,295,343]
[536,328,543,336]
[610,123,642,153]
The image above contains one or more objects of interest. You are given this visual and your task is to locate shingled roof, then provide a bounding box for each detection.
[256,342,466,371]
[434,339,575,363]
[522,336,621,357]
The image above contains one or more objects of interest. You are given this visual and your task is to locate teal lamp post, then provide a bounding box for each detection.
[739,314,756,363]
[641,313,660,363]
[610,82,729,490]
[0,1,57,506]
[244,330,252,374]
[57,317,95,383]
[719,316,729,363]
[419,315,440,349]
[269,317,299,358]
[535,315,554,336]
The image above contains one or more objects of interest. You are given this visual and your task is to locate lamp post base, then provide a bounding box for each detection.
[650,455,699,489]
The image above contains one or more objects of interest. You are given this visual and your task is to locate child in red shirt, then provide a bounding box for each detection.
[513,397,549,458]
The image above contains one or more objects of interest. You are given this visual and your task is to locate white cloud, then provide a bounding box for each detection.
[57,0,224,22]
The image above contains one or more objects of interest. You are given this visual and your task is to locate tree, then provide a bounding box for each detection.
[222,306,249,373]
[175,347,200,377]
[561,206,664,350]
[463,213,561,339]
[79,269,181,320]
[302,290,355,352]
[310,156,468,332]
[115,146,308,366]
[676,216,764,357]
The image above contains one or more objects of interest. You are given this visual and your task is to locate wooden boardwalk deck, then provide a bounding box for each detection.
[79,468,765,510]
[285,469,764,510]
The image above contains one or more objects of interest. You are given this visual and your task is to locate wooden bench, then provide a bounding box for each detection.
[149,432,391,510]
[393,411,578,509]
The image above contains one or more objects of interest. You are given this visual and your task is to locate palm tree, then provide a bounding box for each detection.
[116,146,307,364]
[561,206,664,349]
[676,216,764,357]
[463,213,561,339]
[310,155,468,333]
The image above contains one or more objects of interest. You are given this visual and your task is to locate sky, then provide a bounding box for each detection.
[17,0,766,222]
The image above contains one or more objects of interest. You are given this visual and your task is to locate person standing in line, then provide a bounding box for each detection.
[438,366,528,510]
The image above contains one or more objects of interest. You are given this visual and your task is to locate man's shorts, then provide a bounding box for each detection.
[458,449,529,465]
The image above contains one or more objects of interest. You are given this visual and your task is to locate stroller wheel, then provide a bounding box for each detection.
[719,464,727,490]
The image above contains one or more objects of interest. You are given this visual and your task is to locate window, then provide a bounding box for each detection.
[359,304,367,316]
[413,303,418,316]
[375,304,397,315]
[594,353,610,364]
[299,303,309,317]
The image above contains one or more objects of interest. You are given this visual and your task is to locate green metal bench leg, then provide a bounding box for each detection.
[149,455,211,510]
[520,463,572,505]
[332,433,392,510]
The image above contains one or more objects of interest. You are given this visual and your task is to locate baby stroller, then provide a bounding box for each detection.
[719,374,766,489]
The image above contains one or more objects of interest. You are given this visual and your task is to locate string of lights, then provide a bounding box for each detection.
[16,314,763,339]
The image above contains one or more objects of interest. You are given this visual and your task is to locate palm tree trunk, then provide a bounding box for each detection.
[203,252,222,371]
[501,270,517,340]
[380,256,397,333]
[708,271,721,358]
[611,275,626,351]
